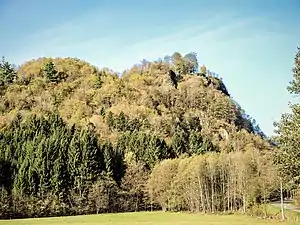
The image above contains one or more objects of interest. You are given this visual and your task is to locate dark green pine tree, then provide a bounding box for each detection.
[49,129,64,197]
[35,137,50,199]
[74,130,89,199]
[68,129,82,196]
[134,132,148,164]
[103,143,125,185]
[0,56,16,87]
[56,130,71,200]
[129,131,140,154]
[116,132,129,153]
[147,136,170,169]
[171,131,187,157]
[14,153,29,196]
[43,61,62,84]
[0,159,13,194]
[73,128,104,199]
[106,111,115,131]
[188,130,203,155]
[103,143,113,177]
[84,129,104,181]
[116,111,127,132]
[25,141,39,195]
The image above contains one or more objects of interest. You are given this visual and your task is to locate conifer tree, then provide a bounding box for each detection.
[43,61,65,83]
[0,56,16,86]
[188,130,203,155]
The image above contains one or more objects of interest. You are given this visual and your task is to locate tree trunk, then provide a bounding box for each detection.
[280,181,285,221]
[233,177,236,211]
[198,175,205,212]
[222,170,226,212]
[135,194,139,212]
[151,195,153,212]
[242,192,246,214]
[263,195,267,218]
[204,182,211,212]
[211,174,214,213]
[227,184,230,212]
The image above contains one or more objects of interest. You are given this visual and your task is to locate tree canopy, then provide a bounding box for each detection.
[274,47,300,188]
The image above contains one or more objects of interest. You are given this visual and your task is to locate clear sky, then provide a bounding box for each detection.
[1,0,300,136]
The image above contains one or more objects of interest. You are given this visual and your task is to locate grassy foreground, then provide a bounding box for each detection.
[0,211,299,225]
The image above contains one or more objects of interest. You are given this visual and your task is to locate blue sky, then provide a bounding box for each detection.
[1,0,300,136]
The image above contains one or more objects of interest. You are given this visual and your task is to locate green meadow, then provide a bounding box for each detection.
[1,211,299,225]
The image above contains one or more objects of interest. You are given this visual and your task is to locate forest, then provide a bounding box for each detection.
[0,48,299,219]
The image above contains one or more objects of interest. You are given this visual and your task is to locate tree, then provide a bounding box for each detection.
[147,159,179,211]
[188,130,203,155]
[171,131,187,157]
[274,47,300,187]
[199,65,207,76]
[287,47,300,94]
[274,47,300,220]
[0,159,13,193]
[106,111,115,131]
[274,104,300,185]
[88,176,119,213]
[169,70,178,89]
[43,61,57,81]
[171,52,185,79]
[43,61,66,84]
[94,73,103,88]
[183,52,198,73]
[115,111,127,132]
[121,161,149,211]
[0,56,16,87]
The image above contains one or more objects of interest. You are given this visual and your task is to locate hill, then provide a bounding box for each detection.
[0,52,275,219]
[1,53,267,148]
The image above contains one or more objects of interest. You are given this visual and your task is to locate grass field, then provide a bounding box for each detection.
[0,211,299,225]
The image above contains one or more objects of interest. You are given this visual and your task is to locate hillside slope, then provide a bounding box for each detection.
[0,53,268,153]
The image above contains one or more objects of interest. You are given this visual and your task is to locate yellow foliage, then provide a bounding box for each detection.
[0,56,269,153]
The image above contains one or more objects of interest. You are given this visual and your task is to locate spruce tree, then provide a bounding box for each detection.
[188,130,203,155]
[43,61,65,84]
[0,56,16,86]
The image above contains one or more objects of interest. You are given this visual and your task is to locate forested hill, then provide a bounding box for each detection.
[1,52,266,148]
[0,52,274,218]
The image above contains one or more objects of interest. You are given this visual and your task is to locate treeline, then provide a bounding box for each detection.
[0,113,126,218]
[0,113,223,218]
[148,151,277,216]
